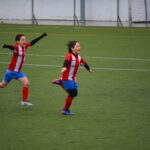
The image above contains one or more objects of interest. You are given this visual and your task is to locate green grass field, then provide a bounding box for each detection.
[0,24,150,150]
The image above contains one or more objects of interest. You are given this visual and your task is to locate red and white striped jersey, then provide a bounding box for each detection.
[62,53,86,81]
[8,43,31,72]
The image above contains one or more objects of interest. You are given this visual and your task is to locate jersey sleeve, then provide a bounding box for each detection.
[80,57,86,65]
[80,57,91,71]
[25,42,32,48]
[3,44,15,50]
[65,53,72,62]
[13,44,18,49]
[63,53,72,67]
[30,33,47,46]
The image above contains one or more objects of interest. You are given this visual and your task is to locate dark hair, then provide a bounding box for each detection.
[67,40,78,52]
[15,34,25,41]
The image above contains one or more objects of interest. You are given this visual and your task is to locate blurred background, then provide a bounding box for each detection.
[0,0,150,27]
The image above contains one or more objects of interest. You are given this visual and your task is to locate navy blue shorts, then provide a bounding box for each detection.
[62,80,78,90]
[3,70,26,83]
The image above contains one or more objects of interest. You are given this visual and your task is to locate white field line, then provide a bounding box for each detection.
[0,52,150,62]
[0,31,97,37]
[0,61,150,72]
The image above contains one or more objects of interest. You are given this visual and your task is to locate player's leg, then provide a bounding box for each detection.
[18,76,29,100]
[0,80,8,88]
[0,70,13,88]
[62,89,78,115]
[17,74,33,106]
[51,78,62,86]
[51,78,69,93]
[62,81,78,115]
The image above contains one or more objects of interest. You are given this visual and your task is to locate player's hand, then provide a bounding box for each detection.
[2,44,6,48]
[89,69,93,73]
[43,33,47,37]
[61,67,67,73]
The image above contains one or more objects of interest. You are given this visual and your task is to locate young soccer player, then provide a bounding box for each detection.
[52,40,92,115]
[0,33,47,106]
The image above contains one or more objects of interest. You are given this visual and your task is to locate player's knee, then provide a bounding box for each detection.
[74,90,78,97]
[23,82,30,87]
[0,84,4,88]
[69,90,78,98]
[0,82,7,88]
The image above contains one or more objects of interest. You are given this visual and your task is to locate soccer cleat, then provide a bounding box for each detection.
[51,78,62,86]
[61,109,74,115]
[20,100,33,106]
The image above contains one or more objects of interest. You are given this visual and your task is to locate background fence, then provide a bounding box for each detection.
[0,0,150,27]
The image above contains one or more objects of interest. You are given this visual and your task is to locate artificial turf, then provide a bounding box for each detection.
[0,24,150,150]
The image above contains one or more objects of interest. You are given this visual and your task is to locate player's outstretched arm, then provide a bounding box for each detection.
[30,33,47,46]
[2,44,14,50]
[84,63,93,73]
[61,59,68,73]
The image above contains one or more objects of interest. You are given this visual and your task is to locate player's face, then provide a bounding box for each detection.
[72,42,81,55]
[17,36,26,47]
